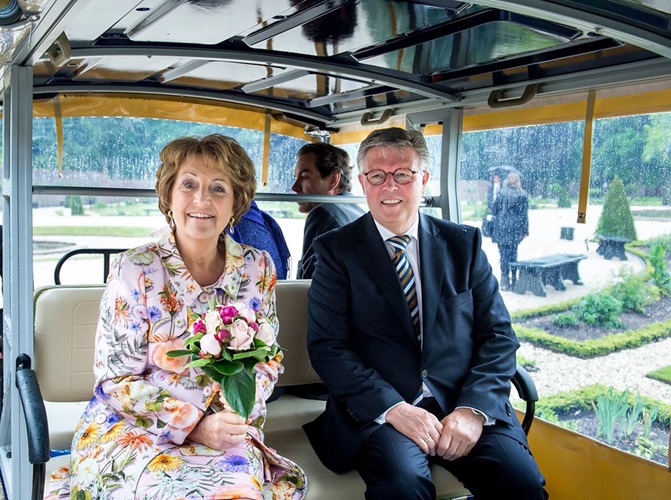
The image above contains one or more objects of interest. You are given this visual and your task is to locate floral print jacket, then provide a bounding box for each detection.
[47,231,307,499]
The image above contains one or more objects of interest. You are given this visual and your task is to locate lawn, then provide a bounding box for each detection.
[648,365,671,385]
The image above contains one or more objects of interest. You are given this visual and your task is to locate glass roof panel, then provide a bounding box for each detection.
[363,21,567,75]
[248,73,372,101]
[612,0,671,17]
[258,1,456,59]
[168,62,278,91]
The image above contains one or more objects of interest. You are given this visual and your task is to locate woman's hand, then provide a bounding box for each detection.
[187,408,248,450]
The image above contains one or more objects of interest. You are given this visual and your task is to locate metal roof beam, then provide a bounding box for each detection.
[12,0,93,66]
[306,84,394,108]
[242,0,354,47]
[67,41,459,102]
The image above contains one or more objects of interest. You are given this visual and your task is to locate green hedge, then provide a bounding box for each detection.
[514,320,671,358]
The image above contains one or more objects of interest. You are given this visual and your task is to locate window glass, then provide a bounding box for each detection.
[32,117,305,192]
[458,113,671,465]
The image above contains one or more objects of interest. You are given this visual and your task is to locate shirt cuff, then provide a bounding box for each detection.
[456,406,495,426]
[375,402,404,424]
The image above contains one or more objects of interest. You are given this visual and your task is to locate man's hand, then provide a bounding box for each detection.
[436,407,484,460]
[385,403,443,455]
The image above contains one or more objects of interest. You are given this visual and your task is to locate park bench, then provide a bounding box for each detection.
[20,281,538,500]
[595,234,630,260]
[510,253,587,297]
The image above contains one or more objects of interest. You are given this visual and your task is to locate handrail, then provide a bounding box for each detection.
[512,363,538,435]
[54,248,125,285]
[16,354,49,500]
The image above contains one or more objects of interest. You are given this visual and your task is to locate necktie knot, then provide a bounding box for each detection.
[387,235,411,255]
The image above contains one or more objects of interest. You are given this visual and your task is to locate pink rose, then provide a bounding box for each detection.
[256,321,275,346]
[220,305,238,325]
[229,318,254,350]
[215,327,231,343]
[199,332,222,357]
[192,319,206,334]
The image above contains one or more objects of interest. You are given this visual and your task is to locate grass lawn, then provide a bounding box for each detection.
[648,365,671,385]
[34,226,154,237]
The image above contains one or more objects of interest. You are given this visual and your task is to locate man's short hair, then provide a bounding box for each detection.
[357,127,430,172]
[297,142,353,193]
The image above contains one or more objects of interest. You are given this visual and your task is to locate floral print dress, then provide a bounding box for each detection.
[46,232,307,499]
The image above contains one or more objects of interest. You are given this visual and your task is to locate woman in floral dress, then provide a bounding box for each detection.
[46,134,307,499]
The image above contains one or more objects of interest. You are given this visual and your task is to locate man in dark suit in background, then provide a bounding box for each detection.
[291,143,365,279]
[304,128,547,499]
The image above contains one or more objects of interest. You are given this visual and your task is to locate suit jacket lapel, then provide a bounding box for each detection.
[419,214,447,348]
[355,214,417,339]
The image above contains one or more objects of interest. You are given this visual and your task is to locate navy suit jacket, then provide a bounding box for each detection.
[303,212,524,472]
[297,195,365,279]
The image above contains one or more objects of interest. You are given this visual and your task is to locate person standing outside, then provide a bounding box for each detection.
[291,143,365,279]
[492,171,529,291]
[304,127,546,499]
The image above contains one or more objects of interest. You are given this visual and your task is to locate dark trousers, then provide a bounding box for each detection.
[354,400,547,500]
[498,243,519,287]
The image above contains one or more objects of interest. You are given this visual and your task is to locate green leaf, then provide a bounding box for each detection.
[232,347,270,361]
[186,358,212,368]
[184,334,203,349]
[222,370,257,419]
[209,359,244,376]
[166,349,192,358]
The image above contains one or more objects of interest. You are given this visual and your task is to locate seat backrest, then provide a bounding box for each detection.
[33,285,103,402]
[274,280,321,386]
[33,280,318,402]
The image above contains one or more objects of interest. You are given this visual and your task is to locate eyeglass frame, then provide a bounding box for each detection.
[361,168,422,186]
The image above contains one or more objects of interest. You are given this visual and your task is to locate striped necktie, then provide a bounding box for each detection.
[387,235,420,338]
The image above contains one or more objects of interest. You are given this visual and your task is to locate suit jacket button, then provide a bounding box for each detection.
[421,369,428,378]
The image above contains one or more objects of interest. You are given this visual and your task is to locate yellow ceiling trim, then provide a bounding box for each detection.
[31,95,311,140]
[462,88,671,132]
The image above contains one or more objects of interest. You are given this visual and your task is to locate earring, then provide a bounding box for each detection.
[168,210,175,230]
[227,216,236,234]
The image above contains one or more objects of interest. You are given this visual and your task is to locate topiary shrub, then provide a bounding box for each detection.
[595,176,637,240]
[65,195,84,216]
[649,242,671,295]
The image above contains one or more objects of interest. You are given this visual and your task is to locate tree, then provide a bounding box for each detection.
[595,176,636,240]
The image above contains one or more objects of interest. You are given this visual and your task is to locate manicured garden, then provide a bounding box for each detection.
[512,228,671,464]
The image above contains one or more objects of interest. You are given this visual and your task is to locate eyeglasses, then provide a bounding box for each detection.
[362,168,421,186]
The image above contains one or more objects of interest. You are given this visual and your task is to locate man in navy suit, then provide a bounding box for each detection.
[292,143,365,279]
[304,128,547,499]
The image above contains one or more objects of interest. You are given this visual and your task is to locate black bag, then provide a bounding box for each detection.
[481,215,494,238]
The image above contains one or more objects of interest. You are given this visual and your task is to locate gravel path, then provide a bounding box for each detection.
[517,337,671,403]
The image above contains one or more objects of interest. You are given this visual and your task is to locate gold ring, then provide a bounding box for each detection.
[424,436,431,442]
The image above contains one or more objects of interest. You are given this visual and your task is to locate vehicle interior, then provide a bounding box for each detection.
[2,1,671,499]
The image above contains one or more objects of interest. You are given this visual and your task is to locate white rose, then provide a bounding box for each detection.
[204,310,222,335]
[239,305,256,323]
[229,319,254,350]
[256,321,275,346]
[200,332,222,357]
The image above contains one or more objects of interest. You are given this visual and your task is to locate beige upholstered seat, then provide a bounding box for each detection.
[34,281,471,499]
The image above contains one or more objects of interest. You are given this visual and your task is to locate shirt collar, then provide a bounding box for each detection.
[373,215,420,243]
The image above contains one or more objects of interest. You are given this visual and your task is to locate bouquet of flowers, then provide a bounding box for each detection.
[167,300,279,419]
